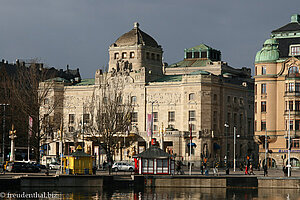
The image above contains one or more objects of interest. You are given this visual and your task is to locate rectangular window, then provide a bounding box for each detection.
[261,121,266,131]
[168,111,175,122]
[131,112,138,122]
[289,101,294,111]
[44,98,49,105]
[255,84,257,95]
[69,114,75,124]
[186,52,192,58]
[261,101,266,112]
[254,120,257,131]
[131,96,137,104]
[290,120,294,130]
[122,52,127,59]
[296,83,300,92]
[296,120,300,130]
[130,52,135,58]
[146,52,150,59]
[194,52,199,58]
[189,93,195,100]
[289,83,294,92]
[261,84,266,94]
[255,67,257,76]
[262,66,266,75]
[114,53,119,59]
[296,101,300,111]
[201,51,207,58]
[156,54,160,61]
[227,96,231,103]
[255,102,257,113]
[188,110,196,121]
[83,114,90,124]
[153,112,158,122]
[151,53,155,60]
[290,46,300,56]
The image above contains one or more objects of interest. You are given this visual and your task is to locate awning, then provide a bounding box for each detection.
[213,143,221,150]
[187,143,196,147]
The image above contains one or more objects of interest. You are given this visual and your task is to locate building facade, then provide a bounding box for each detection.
[255,14,300,168]
[40,23,255,167]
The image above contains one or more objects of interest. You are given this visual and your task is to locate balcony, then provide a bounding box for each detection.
[286,73,300,80]
[284,110,300,116]
[285,91,300,97]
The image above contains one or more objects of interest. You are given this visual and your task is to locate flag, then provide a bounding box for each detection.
[189,124,192,142]
[147,114,153,137]
[29,116,33,137]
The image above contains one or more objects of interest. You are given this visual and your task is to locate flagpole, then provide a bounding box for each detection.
[189,123,192,175]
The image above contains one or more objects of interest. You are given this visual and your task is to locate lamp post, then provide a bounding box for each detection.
[288,109,291,177]
[233,126,240,172]
[9,124,17,162]
[224,123,229,169]
[0,104,9,163]
[149,100,158,146]
[79,122,86,153]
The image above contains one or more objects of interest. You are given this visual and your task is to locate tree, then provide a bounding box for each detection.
[91,73,134,165]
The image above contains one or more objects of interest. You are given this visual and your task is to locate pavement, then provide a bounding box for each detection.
[0,167,299,177]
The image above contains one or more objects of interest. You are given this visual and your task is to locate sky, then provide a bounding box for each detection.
[1,0,300,78]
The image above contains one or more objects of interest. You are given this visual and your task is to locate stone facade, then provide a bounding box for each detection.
[40,23,255,167]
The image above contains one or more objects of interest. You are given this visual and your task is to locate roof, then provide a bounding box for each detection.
[185,44,212,51]
[69,150,92,157]
[168,59,211,68]
[75,78,95,86]
[272,22,300,33]
[45,77,70,83]
[276,37,300,58]
[153,75,182,82]
[133,146,172,159]
[114,22,159,48]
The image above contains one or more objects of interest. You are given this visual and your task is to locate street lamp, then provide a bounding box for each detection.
[9,124,17,162]
[0,103,9,163]
[149,100,158,146]
[224,123,229,169]
[79,122,86,152]
[233,126,240,172]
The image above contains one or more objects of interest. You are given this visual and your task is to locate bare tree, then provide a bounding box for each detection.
[91,73,134,165]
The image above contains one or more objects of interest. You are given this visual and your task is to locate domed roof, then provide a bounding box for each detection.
[263,38,279,46]
[255,38,280,63]
[113,22,159,48]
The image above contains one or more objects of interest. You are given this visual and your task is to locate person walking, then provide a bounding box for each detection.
[245,165,248,175]
[263,164,268,177]
[249,164,255,175]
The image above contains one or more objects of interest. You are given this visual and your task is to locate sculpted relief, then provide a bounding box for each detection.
[147,92,181,104]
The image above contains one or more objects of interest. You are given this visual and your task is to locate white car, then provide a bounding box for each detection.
[112,162,134,172]
[49,162,60,170]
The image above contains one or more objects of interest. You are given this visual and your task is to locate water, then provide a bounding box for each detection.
[2,187,300,199]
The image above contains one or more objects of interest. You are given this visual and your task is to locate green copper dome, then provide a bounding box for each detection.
[255,38,279,63]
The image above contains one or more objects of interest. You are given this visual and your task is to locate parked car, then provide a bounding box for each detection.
[112,162,134,172]
[33,163,47,169]
[49,162,60,170]
[6,162,41,173]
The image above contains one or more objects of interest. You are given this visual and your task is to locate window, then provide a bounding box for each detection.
[168,111,175,122]
[131,96,137,104]
[44,98,49,105]
[233,97,237,103]
[194,52,199,58]
[189,110,196,121]
[151,53,155,60]
[262,66,266,75]
[289,83,294,92]
[290,46,300,56]
[255,84,257,95]
[255,67,257,76]
[130,52,135,58]
[289,101,294,111]
[255,120,257,131]
[261,84,266,94]
[69,114,75,124]
[153,125,158,131]
[261,121,266,131]
[296,101,300,111]
[83,114,90,124]
[186,52,192,58]
[296,120,300,130]
[189,124,196,131]
[227,96,231,103]
[146,52,150,59]
[122,52,127,59]
[293,140,300,148]
[189,93,195,100]
[296,83,300,92]
[156,54,160,61]
[239,98,243,105]
[69,126,74,132]
[201,51,207,58]
[131,112,138,122]
[261,101,266,112]
[289,66,299,74]
[153,112,158,122]
[103,97,107,104]
[227,113,231,124]
[290,120,294,130]
[255,102,257,113]
[114,53,119,59]
[214,94,218,101]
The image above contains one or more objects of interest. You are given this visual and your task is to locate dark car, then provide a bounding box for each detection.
[6,162,41,173]
[33,163,47,169]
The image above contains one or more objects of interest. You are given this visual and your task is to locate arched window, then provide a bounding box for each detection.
[262,158,276,168]
[288,66,299,74]
[287,158,300,168]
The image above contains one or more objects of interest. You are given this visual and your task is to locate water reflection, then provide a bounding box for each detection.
[2,187,300,199]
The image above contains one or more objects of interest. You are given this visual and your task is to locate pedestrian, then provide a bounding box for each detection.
[263,164,268,177]
[213,166,219,176]
[2,162,5,174]
[92,166,97,175]
[283,165,286,176]
[249,164,255,175]
[200,164,204,175]
[245,165,248,175]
